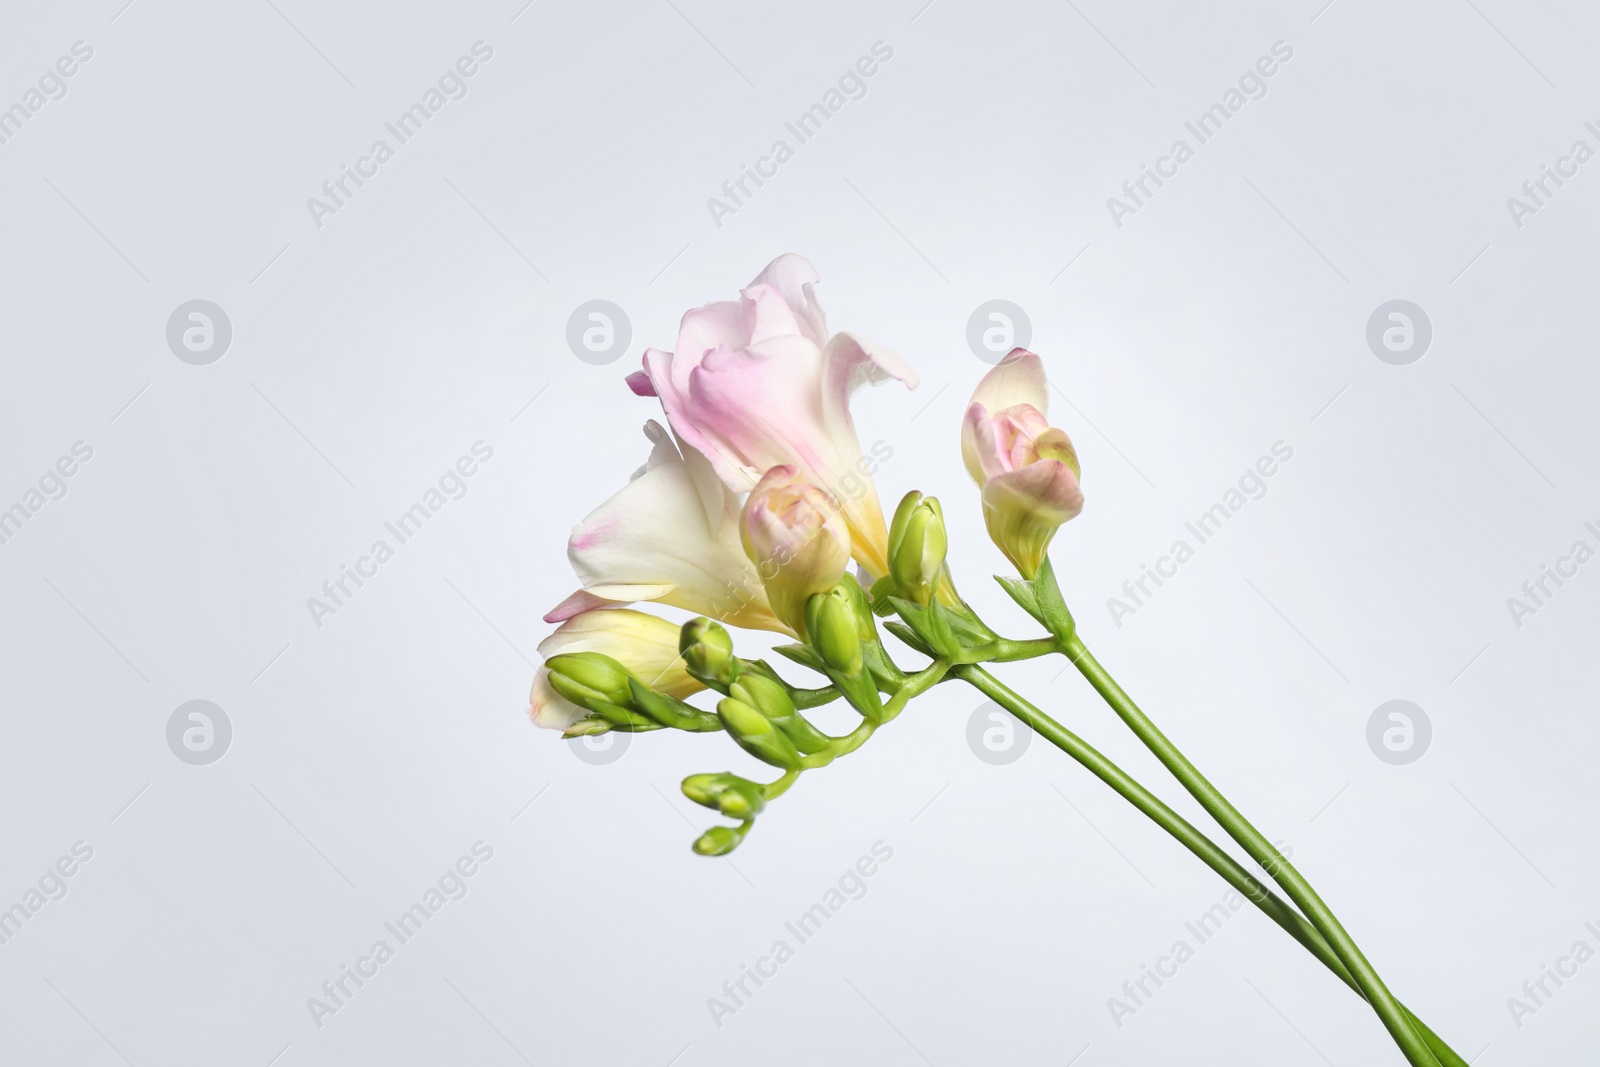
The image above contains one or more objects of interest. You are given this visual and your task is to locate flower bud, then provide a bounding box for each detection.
[681,773,767,819]
[805,587,864,676]
[561,718,612,738]
[728,674,796,720]
[961,350,1083,579]
[680,617,737,686]
[833,572,879,641]
[530,608,704,732]
[741,466,852,637]
[717,693,804,769]
[692,824,750,856]
[544,652,635,711]
[888,492,948,605]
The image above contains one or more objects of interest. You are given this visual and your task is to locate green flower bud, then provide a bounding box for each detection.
[805,587,865,676]
[692,824,749,856]
[681,772,768,818]
[728,674,797,720]
[680,617,737,686]
[727,674,833,754]
[834,573,880,639]
[545,652,635,711]
[888,491,948,606]
[717,695,804,769]
[680,772,725,806]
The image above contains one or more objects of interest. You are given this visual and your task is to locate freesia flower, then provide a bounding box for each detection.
[545,421,789,635]
[627,254,916,578]
[961,348,1083,579]
[528,608,703,732]
[740,465,852,636]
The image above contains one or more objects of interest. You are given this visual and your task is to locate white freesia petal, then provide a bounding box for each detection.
[547,421,789,634]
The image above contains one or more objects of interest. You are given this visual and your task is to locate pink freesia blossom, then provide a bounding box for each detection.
[630,254,916,579]
[961,348,1083,578]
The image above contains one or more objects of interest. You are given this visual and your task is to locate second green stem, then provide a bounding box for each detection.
[957,664,1464,1067]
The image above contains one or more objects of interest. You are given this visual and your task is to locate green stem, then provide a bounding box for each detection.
[763,769,801,800]
[957,665,1464,1066]
[1058,635,1444,1067]
[799,659,950,770]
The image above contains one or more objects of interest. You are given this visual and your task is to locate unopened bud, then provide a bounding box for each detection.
[728,674,796,720]
[717,695,804,769]
[741,466,852,636]
[545,652,635,712]
[692,824,749,856]
[805,587,865,676]
[681,772,768,820]
[680,617,736,686]
[888,492,948,605]
[834,573,879,640]
[728,674,833,754]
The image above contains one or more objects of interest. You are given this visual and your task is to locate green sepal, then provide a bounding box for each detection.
[772,714,835,755]
[827,667,885,724]
[627,679,722,732]
[883,620,934,657]
[867,575,900,617]
[1032,556,1076,642]
[586,700,658,729]
[994,574,1044,622]
[773,643,829,674]
[888,596,961,659]
[862,642,907,690]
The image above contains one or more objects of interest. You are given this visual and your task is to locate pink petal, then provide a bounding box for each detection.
[823,332,919,403]
[742,283,807,347]
[626,370,656,396]
[676,299,753,363]
[543,589,614,623]
[983,459,1085,524]
[746,254,827,347]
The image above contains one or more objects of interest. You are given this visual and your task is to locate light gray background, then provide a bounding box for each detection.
[1,0,1595,1063]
